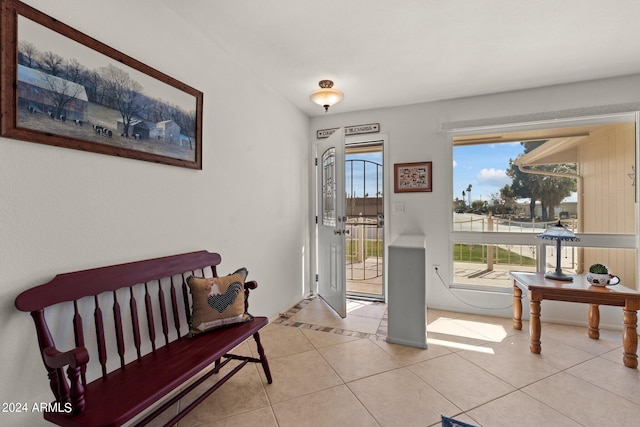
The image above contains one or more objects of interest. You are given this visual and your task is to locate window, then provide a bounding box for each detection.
[452,120,637,290]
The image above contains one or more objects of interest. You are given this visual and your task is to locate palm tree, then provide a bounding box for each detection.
[466,184,472,207]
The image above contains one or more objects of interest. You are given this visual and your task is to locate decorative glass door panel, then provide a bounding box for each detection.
[322,148,336,227]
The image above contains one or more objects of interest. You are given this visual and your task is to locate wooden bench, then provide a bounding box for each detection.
[14,250,272,426]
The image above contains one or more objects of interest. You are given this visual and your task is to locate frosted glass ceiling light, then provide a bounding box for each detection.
[309,80,344,112]
[536,220,580,281]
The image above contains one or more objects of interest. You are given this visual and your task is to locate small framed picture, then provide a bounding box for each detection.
[394,162,432,193]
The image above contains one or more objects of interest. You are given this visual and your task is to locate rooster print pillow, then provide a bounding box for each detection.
[187,269,253,336]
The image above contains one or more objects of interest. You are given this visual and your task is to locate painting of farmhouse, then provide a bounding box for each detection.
[14,14,200,165]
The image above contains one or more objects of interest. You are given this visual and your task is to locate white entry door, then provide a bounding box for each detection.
[316,128,346,317]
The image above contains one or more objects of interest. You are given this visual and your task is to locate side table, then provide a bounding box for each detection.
[510,271,640,369]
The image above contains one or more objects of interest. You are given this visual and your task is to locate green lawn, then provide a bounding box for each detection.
[344,240,535,266]
[346,240,383,262]
[453,243,536,266]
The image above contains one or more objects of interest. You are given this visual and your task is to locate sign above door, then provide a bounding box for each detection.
[317,123,380,139]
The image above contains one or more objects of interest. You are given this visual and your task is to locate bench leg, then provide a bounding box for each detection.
[253,331,272,384]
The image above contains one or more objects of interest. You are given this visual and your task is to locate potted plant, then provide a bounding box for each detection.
[587,263,620,286]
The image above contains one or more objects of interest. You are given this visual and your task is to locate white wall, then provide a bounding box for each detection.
[310,74,640,326]
[0,1,309,425]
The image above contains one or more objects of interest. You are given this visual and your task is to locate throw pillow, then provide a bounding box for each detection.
[187,268,252,336]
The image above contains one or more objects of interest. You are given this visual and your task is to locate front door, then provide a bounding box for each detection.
[316,128,346,317]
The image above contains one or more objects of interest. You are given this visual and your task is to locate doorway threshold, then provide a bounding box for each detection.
[346,293,385,303]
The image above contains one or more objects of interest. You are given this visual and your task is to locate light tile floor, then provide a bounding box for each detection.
[174,296,640,427]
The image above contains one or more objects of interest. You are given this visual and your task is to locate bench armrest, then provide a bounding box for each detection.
[244,280,258,290]
[243,280,258,312]
[43,346,89,415]
[42,347,89,415]
[43,346,90,369]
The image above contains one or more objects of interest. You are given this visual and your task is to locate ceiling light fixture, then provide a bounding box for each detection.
[309,80,343,112]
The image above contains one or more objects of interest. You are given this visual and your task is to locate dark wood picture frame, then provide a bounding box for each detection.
[0,0,203,169]
[394,161,432,193]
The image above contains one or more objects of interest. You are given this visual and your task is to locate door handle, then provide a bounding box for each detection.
[334,229,350,235]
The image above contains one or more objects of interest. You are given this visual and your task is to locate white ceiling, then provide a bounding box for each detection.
[160,0,640,117]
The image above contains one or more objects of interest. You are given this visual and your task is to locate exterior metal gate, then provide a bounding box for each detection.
[345,158,383,296]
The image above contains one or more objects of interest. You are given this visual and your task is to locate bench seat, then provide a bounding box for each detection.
[46,317,268,427]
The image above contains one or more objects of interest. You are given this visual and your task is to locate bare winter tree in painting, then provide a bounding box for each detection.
[18,40,38,67]
[40,50,64,76]
[99,64,146,137]
[39,72,85,119]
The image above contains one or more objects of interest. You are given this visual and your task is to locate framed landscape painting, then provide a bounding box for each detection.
[0,0,203,169]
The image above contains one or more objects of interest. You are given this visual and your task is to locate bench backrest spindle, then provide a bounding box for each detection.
[129,286,142,360]
[157,280,170,346]
[93,295,108,379]
[170,275,181,337]
[182,273,192,325]
[112,290,126,368]
[144,283,156,353]
[72,300,87,385]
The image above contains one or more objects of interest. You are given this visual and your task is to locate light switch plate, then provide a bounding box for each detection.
[392,202,404,213]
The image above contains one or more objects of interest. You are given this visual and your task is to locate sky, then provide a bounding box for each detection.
[453,142,525,204]
[346,152,383,197]
[453,141,579,205]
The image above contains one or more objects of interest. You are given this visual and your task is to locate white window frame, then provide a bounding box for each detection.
[449,112,639,291]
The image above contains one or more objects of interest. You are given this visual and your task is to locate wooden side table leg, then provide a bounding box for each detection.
[588,304,600,339]
[622,308,638,369]
[529,299,541,354]
[513,284,522,330]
